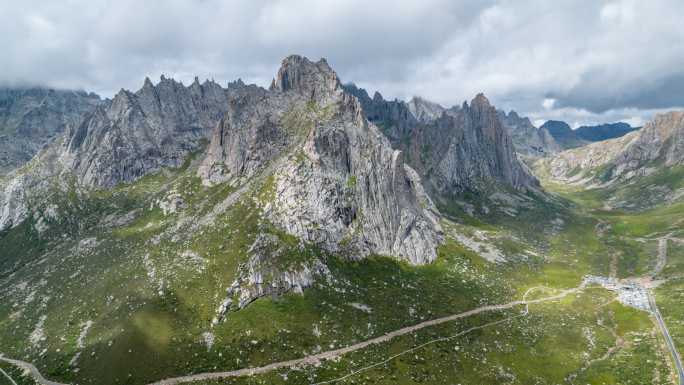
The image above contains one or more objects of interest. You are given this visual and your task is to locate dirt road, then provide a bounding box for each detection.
[147,284,584,385]
[0,355,68,385]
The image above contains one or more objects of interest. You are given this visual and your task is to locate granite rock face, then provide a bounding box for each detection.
[0,88,101,174]
[0,77,241,231]
[60,76,237,187]
[498,110,560,157]
[202,55,443,264]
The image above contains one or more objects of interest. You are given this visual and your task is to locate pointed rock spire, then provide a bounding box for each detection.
[270,55,341,99]
[143,76,154,89]
[471,93,491,109]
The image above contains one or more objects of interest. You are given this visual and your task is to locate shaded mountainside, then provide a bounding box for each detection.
[541,120,589,149]
[542,120,638,150]
[343,84,539,202]
[0,87,101,174]
[575,122,637,142]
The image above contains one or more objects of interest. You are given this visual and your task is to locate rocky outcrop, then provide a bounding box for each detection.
[423,94,539,194]
[198,84,290,185]
[498,110,560,157]
[202,55,443,264]
[542,111,684,185]
[0,143,73,231]
[60,76,235,187]
[212,233,330,324]
[0,88,101,174]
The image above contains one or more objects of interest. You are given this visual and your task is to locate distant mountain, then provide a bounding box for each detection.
[498,110,560,157]
[537,111,684,209]
[0,88,101,174]
[542,120,638,149]
[541,120,589,149]
[574,122,638,142]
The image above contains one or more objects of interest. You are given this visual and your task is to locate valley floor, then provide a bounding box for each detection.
[3,160,684,385]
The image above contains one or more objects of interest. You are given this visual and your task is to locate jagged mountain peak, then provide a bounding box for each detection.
[143,76,154,88]
[269,55,341,99]
[471,92,491,109]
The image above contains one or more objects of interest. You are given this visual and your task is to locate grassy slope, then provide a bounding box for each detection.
[0,155,678,385]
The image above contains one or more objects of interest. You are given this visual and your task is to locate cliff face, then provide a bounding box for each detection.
[60,77,236,187]
[0,88,101,174]
[201,55,442,264]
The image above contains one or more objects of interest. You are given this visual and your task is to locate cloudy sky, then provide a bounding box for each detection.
[2,0,683,127]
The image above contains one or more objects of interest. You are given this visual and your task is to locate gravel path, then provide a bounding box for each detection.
[0,355,68,385]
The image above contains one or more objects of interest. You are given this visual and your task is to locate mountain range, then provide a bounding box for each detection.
[541,120,638,150]
[1,55,684,385]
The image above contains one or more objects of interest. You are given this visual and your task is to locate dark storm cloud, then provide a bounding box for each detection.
[1,0,682,125]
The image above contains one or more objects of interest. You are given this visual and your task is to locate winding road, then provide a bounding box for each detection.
[147,284,584,385]
[0,355,68,385]
[6,234,683,385]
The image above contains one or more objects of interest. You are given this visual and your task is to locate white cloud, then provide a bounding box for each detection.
[542,98,556,110]
[1,0,683,126]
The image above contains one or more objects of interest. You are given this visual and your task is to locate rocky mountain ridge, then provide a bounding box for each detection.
[342,84,539,201]
[1,55,546,268]
[201,55,442,264]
